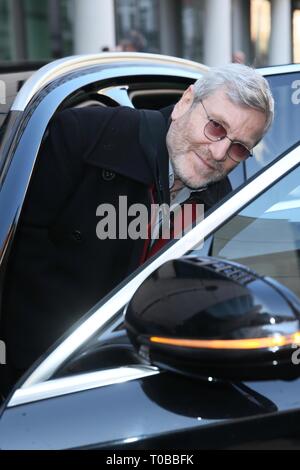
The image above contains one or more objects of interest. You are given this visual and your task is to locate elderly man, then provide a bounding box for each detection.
[1,63,274,387]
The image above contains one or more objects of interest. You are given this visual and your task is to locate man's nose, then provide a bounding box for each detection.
[209,137,231,161]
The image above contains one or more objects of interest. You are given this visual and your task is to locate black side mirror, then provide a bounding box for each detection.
[125,256,300,381]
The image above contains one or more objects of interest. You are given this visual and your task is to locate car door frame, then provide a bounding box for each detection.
[2,57,300,410]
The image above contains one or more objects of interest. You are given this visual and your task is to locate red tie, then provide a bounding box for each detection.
[139,185,156,264]
[145,196,201,260]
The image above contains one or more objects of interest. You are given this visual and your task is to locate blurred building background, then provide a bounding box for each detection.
[0,0,299,66]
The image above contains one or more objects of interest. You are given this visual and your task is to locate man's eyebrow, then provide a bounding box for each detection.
[211,113,230,131]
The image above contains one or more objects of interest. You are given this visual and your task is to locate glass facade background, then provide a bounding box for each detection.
[61,0,73,57]
[0,0,73,63]
[25,0,50,60]
[0,0,298,66]
[115,0,204,61]
[181,0,204,61]
[0,0,11,60]
[250,0,271,66]
[293,0,300,62]
[115,0,160,53]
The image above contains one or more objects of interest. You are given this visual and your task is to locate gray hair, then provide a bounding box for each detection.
[193,63,274,135]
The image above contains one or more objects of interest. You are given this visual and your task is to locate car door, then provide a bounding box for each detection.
[1,137,300,449]
[1,56,300,449]
[0,53,206,390]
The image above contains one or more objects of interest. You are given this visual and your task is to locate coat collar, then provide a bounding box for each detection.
[83,106,171,204]
[138,107,171,205]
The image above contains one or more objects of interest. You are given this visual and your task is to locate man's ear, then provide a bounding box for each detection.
[171,85,194,120]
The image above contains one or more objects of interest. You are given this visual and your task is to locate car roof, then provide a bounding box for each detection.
[8,55,300,117]
[10,52,208,112]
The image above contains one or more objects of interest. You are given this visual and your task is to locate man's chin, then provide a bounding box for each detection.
[172,160,225,190]
[185,181,208,190]
[184,174,222,190]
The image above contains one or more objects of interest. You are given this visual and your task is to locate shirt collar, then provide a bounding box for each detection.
[168,160,207,207]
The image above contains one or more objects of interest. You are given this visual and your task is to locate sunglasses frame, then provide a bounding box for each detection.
[199,100,253,163]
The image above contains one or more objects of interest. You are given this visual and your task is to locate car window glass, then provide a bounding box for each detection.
[247,72,300,178]
[191,164,300,297]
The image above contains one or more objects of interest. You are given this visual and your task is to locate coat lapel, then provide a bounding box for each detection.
[83,106,155,186]
[138,108,170,205]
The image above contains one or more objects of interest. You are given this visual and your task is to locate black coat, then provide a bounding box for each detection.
[2,105,231,370]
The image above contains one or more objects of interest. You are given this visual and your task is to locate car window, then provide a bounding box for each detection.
[192,164,300,297]
[5,66,299,394]
[247,72,300,179]
[42,152,300,381]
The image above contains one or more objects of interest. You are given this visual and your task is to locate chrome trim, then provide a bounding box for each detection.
[98,85,134,107]
[258,63,300,76]
[8,365,159,407]
[18,145,300,395]
[130,88,183,99]
[12,52,207,112]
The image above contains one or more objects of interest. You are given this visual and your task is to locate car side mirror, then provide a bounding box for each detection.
[125,256,300,381]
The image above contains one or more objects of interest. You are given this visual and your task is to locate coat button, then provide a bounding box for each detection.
[101,169,116,181]
[71,230,83,243]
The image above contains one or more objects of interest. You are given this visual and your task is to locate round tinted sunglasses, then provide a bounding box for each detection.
[200,100,253,163]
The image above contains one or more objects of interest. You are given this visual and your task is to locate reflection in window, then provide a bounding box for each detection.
[247,72,300,178]
[194,165,300,297]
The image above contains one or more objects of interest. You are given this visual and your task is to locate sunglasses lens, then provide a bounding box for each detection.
[201,103,252,162]
[205,120,226,140]
[230,143,250,161]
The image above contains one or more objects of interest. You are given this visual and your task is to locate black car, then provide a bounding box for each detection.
[1,53,300,449]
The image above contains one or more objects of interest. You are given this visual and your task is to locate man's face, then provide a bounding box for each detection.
[167,85,267,189]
